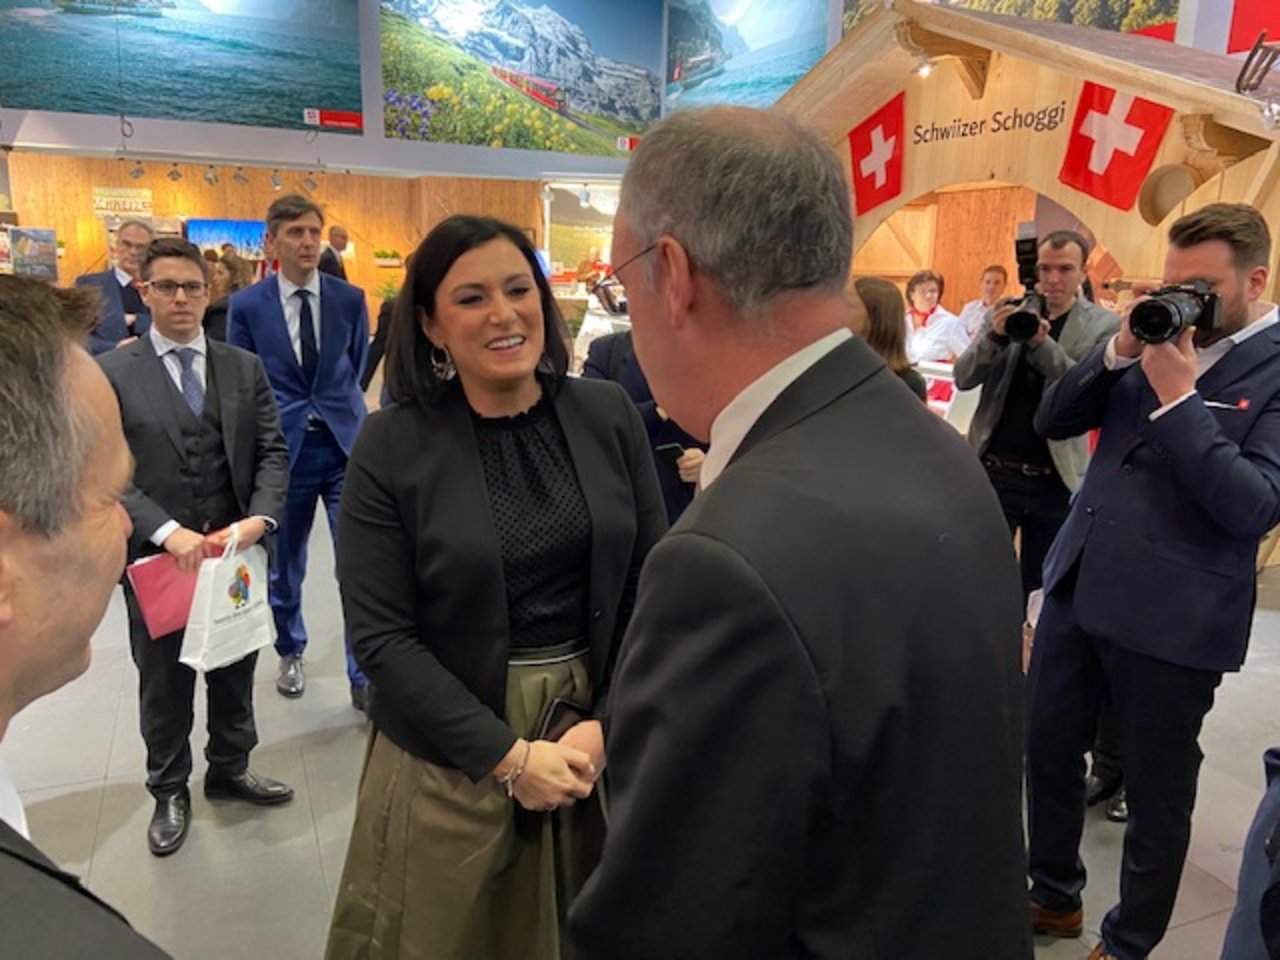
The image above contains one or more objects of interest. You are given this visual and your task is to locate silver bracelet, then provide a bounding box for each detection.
[497,740,532,798]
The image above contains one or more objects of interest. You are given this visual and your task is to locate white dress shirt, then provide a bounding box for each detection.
[700,328,851,491]
[1103,305,1279,419]
[958,299,994,339]
[0,757,29,839]
[906,307,971,363]
[147,327,208,547]
[114,265,136,290]
[277,271,322,366]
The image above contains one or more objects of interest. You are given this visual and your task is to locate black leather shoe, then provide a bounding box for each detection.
[1085,774,1121,807]
[351,683,372,715]
[1105,787,1128,823]
[147,790,190,857]
[203,769,294,806]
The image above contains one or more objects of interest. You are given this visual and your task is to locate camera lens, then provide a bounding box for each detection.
[1130,291,1203,344]
[1006,300,1041,342]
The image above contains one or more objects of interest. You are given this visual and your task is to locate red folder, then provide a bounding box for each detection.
[125,553,199,640]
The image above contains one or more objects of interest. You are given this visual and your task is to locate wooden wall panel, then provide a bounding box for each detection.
[7,152,541,315]
[932,186,1037,313]
[851,204,937,282]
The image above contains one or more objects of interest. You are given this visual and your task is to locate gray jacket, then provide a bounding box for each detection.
[953,297,1119,492]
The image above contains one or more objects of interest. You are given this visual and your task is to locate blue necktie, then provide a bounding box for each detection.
[175,347,204,417]
[296,289,318,383]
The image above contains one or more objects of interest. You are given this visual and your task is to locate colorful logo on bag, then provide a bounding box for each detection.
[227,564,251,609]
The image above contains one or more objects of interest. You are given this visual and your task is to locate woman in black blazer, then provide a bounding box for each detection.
[326,217,666,960]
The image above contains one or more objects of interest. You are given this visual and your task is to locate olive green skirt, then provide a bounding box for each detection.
[325,646,604,960]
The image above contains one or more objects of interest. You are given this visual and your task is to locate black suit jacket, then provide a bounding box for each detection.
[338,376,668,782]
[0,820,170,958]
[570,337,1032,959]
[97,336,289,562]
[317,246,347,281]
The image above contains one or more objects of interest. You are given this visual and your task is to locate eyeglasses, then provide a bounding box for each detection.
[591,242,657,317]
[147,280,209,298]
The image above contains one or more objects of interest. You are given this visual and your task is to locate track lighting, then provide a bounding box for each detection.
[204,166,219,185]
[915,55,933,78]
[232,166,249,185]
[129,160,145,180]
[578,185,590,208]
[270,169,282,191]
[167,163,182,182]
[301,171,319,193]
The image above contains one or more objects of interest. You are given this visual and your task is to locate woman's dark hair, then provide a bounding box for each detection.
[905,269,944,304]
[854,276,912,374]
[385,216,569,407]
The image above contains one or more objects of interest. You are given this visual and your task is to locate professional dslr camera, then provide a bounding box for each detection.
[1128,281,1218,345]
[1001,223,1047,342]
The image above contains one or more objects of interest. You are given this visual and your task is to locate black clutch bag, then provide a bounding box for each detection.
[537,697,591,741]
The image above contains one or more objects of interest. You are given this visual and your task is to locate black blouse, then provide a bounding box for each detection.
[473,396,592,650]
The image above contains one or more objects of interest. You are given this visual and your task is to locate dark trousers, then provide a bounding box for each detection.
[125,584,258,799]
[985,462,1071,600]
[1091,706,1123,786]
[1026,581,1221,960]
[272,423,366,686]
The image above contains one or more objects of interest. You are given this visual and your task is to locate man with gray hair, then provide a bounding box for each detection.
[568,107,1031,959]
[0,276,170,957]
[76,219,156,355]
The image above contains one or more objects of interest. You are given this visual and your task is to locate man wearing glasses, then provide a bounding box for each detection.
[76,219,155,355]
[98,238,293,858]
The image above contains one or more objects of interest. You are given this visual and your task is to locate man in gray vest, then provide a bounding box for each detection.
[98,238,293,858]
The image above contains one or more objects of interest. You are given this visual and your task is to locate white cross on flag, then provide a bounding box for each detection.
[1058,82,1174,211]
[848,92,905,215]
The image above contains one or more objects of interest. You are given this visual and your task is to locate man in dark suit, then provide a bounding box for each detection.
[583,329,706,522]
[76,219,155,355]
[0,275,170,956]
[568,107,1031,959]
[99,238,293,858]
[227,196,370,707]
[317,225,349,281]
[1028,203,1280,960]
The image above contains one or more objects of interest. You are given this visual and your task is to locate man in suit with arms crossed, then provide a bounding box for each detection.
[76,219,155,355]
[317,225,349,282]
[1027,203,1280,960]
[0,275,169,956]
[228,196,370,707]
[568,107,1031,959]
[99,239,293,858]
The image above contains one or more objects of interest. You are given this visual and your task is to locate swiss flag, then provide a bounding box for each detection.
[1058,82,1174,211]
[848,92,905,215]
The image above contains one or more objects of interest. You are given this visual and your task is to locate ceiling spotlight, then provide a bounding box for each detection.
[270,169,282,191]
[166,163,183,182]
[204,166,219,185]
[301,171,319,193]
[915,55,933,78]
[232,166,249,185]
[540,183,554,203]
[578,185,591,208]
[1264,98,1280,131]
[129,160,145,180]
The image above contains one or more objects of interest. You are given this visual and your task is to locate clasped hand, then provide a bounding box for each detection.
[163,517,267,573]
[493,735,598,813]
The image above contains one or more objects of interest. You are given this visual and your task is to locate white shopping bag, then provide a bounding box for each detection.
[180,524,275,674]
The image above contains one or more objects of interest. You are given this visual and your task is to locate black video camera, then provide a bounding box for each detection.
[1002,224,1047,342]
[1128,281,1218,345]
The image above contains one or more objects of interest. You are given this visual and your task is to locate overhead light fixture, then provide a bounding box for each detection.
[204,165,219,185]
[301,171,319,193]
[232,166,249,185]
[1264,97,1280,131]
[540,183,554,203]
[270,169,282,191]
[129,159,145,180]
[578,185,591,208]
[167,163,183,182]
[915,55,933,78]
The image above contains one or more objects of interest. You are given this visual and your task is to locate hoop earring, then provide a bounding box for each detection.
[430,344,456,381]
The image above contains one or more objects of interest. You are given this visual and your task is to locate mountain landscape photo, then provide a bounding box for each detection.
[381,0,662,156]
[666,0,830,112]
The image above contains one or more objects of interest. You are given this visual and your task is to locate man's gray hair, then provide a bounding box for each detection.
[0,277,98,537]
[619,107,853,314]
[116,219,154,236]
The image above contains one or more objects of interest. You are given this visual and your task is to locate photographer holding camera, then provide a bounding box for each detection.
[1026,203,1280,960]
[954,230,1119,598]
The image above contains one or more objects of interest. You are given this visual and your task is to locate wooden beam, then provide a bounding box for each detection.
[949,56,990,100]
[884,217,926,270]
[1242,140,1280,205]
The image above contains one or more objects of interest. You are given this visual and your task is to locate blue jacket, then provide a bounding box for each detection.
[1036,322,1280,673]
[75,269,151,356]
[226,274,368,468]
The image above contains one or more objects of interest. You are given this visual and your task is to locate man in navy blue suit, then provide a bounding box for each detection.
[1027,203,1280,960]
[75,220,154,355]
[227,195,370,709]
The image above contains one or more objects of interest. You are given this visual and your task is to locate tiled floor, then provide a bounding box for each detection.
[3,515,1276,959]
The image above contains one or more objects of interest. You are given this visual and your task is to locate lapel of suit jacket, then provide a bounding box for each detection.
[1195,321,1280,402]
[260,276,309,387]
[208,341,241,468]
[550,379,610,588]
[317,274,348,377]
[131,336,187,460]
[729,337,882,471]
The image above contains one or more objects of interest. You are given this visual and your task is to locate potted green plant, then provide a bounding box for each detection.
[373,248,403,267]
